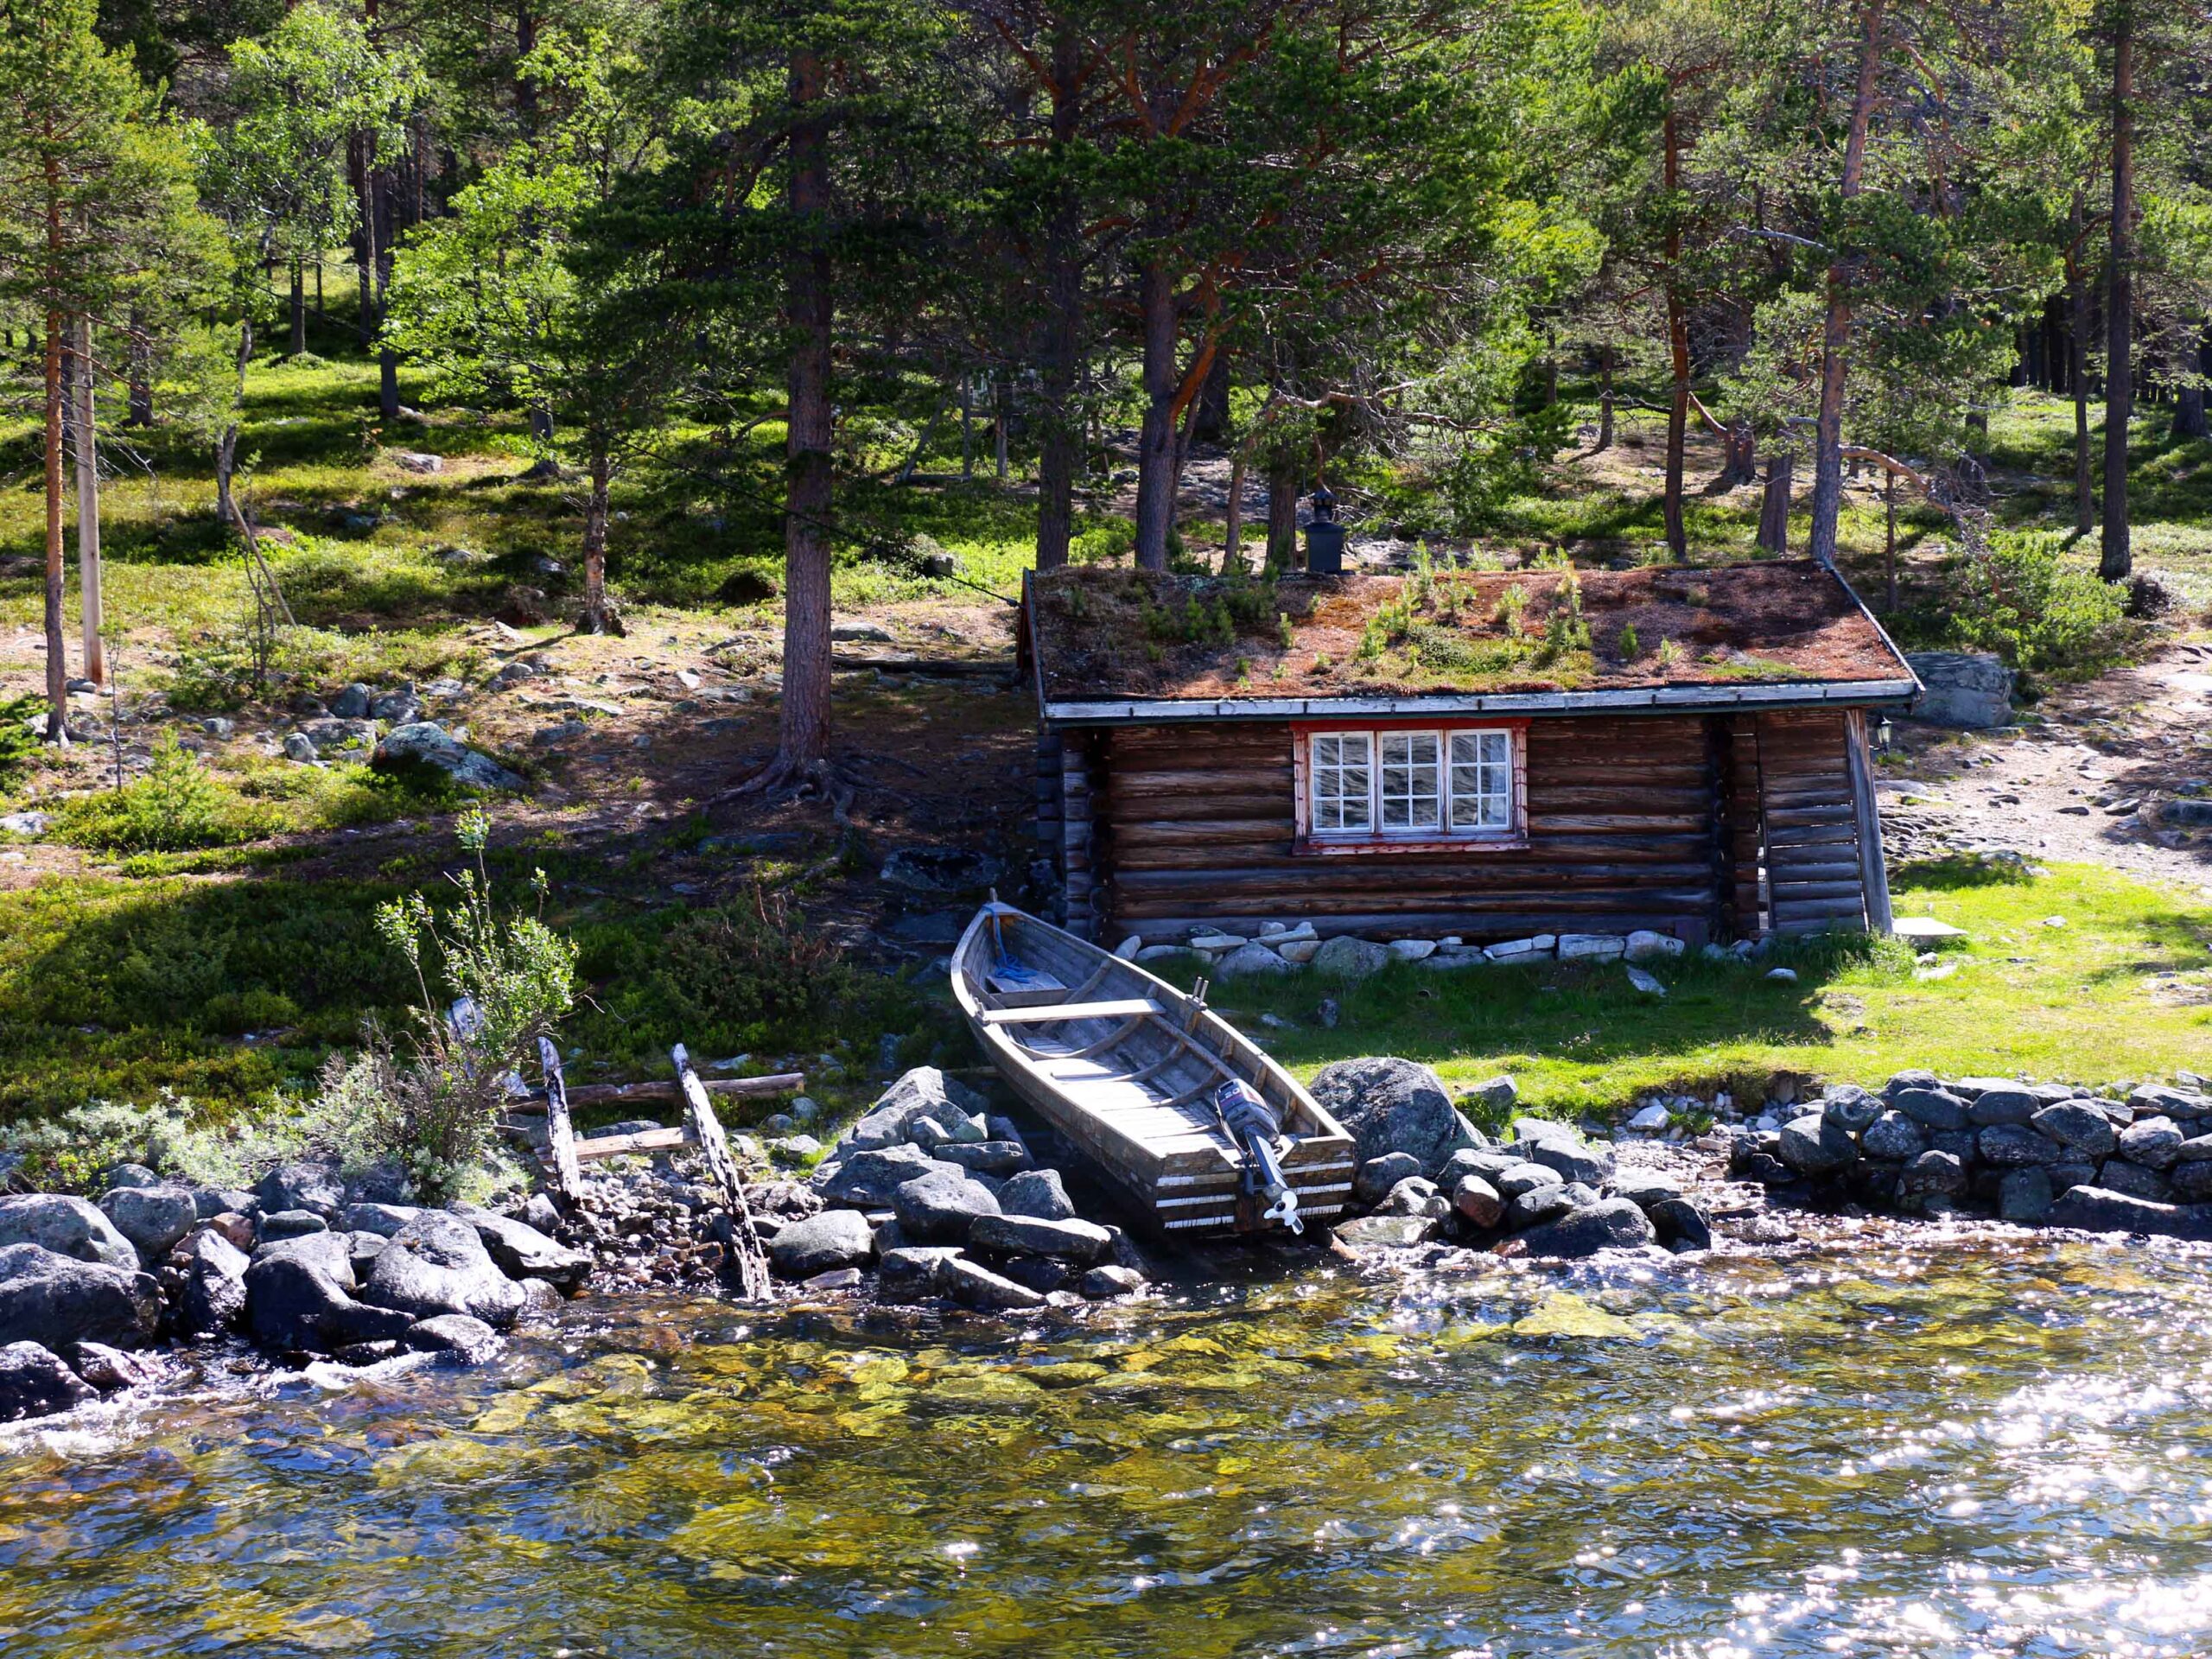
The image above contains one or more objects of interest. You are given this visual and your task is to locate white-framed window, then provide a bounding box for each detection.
[1299,724,1523,849]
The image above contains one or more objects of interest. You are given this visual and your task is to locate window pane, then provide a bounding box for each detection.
[1380,733,1440,830]
[1449,730,1512,831]
[1311,733,1370,834]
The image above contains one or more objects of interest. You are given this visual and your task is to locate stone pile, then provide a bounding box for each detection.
[1122,925,1745,982]
[774,1066,1150,1311]
[0,1161,594,1422]
[1315,1058,1714,1259]
[1732,1072,2212,1236]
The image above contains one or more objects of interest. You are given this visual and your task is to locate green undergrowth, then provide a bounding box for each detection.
[1154,858,2212,1120]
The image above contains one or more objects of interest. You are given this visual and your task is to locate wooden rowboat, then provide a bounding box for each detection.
[952,902,1355,1237]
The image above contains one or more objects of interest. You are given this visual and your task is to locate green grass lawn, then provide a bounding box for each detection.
[1168,857,2212,1118]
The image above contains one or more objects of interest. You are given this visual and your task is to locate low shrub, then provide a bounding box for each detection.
[54,734,282,852]
[1947,530,2129,679]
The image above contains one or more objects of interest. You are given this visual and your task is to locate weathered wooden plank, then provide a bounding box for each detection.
[575,1126,688,1161]
[512,1071,806,1113]
[1847,709,1892,935]
[675,1043,772,1302]
[537,1037,582,1202]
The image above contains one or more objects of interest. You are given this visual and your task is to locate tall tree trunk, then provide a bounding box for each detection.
[2177,330,2210,440]
[353,132,376,341]
[1716,422,1758,489]
[2100,5,2135,582]
[2069,205,2093,533]
[775,47,835,778]
[126,308,151,426]
[1595,346,1614,452]
[1758,451,1793,555]
[289,257,306,357]
[960,373,973,481]
[580,442,611,633]
[374,163,400,421]
[1662,109,1688,562]
[1808,0,1886,568]
[1193,350,1230,443]
[1132,262,1179,570]
[41,304,68,745]
[1884,469,1897,611]
[1265,454,1299,569]
[994,378,1007,480]
[1224,447,1247,569]
[72,318,103,687]
[1033,27,1083,573]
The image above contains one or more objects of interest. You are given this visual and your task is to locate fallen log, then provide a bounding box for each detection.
[508,1071,804,1113]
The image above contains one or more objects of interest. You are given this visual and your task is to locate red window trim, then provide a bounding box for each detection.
[1291,718,1530,855]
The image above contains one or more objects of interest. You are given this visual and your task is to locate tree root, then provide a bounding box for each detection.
[715,753,861,823]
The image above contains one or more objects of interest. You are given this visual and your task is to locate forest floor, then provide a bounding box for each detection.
[1,347,2209,1128]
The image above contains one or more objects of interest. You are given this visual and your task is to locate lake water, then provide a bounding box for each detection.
[6,1233,2212,1657]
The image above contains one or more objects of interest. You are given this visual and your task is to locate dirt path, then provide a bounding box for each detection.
[1880,640,2212,894]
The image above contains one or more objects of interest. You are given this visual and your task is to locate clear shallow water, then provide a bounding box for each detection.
[7,1236,2212,1657]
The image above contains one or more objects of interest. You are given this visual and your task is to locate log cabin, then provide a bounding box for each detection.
[1021,558,1920,950]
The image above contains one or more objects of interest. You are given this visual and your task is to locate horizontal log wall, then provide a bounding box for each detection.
[1753,710,1868,934]
[1096,715,1726,943]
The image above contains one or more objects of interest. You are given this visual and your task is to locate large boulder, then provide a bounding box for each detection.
[0,1194,138,1271]
[999,1169,1076,1222]
[252,1229,357,1287]
[969,1214,1114,1263]
[891,1170,1001,1243]
[1966,1086,2039,1128]
[403,1314,502,1364]
[1777,1111,1859,1177]
[360,1211,526,1328]
[1905,651,2012,729]
[940,1255,1046,1311]
[254,1163,344,1221]
[454,1207,591,1289]
[816,1144,950,1207]
[1977,1123,2064,1167]
[1861,1110,1927,1163]
[1309,1057,1469,1173]
[244,1255,416,1353]
[2049,1186,2212,1241]
[340,1203,422,1238]
[0,1342,94,1421]
[1312,937,1390,981]
[2119,1116,2186,1171]
[2032,1102,2118,1159]
[178,1227,250,1335]
[375,721,523,791]
[0,1243,161,1352]
[1518,1132,1615,1188]
[99,1185,200,1262]
[766,1210,876,1279]
[1515,1198,1656,1258]
[1890,1088,1971,1134]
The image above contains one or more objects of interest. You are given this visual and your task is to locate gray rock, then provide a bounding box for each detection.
[1217,942,1293,976]
[519,1192,563,1235]
[1462,1075,1518,1115]
[0,1243,161,1352]
[361,1211,526,1327]
[348,1231,387,1280]
[1504,1184,1576,1229]
[254,1163,344,1221]
[1435,1148,1495,1191]
[1905,650,2012,728]
[1376,1176,1446,1218]
[252,1229,356,1287]
[178,1227,250,1334]
[99,1185,199,1262]
[1861,1110,1927,1162]
[1452,1175,1504,1229]
[1313,936,1391,979]
[1647,1195,1713,1250]
[2096,1159,2171,1202]
[0,1342,93,1421]
[1309,1057,1465,1174]
[1331,1214,1440,1249]
[2132,1084,2212,1120]
[103,1164,162,1190]
[192,1187,257,1221]
[891,1169,1001,1243]
[376,721,523,791]
[283,731,318,764]
[1778,1112,1859,1177]
[1891,1088,1972,1133]
[1967,1087,2039,1127]
[1999,1166,2055,1224]
[2031,1102,2118,1159]
[1606,1168,1683,1208]
[1522,1136,1615,1187]
[1355,1153,1424,1206]
[1931,1129,1980,1163]
[245,1255,415,1353]
[2176,1135,2212,1164]
[1821,1085,1884,1134]
[403,1313,501,1363]
[73,1341,151,1393]
[1978,1124,2064,1167]
[940,1255,1046,1311]
[342,1162,415,1205]
[766,1210,875,1278]
[2119,1116,2185,1171]
[1900,1149,1968,1197]
[0,1194,138,1271]
[2170,1160,2212,1201]
[340,1203,422,1238]
[1516,1198,1656,1258]
[999,1169,1076,1222]
[969,1213,1114,1263]
[2048,1160,2099,1196]
[1079,1264,1146,1298]
[1492,1160,1563,1199]
[2049,1186,2212,1240]
[454,1207,591,1288]
[331,683,372,719]
[934,1140,1032,1177]
[879,1245,964,1300]
[817,1144,950,1206]
[258,1209,329,1242]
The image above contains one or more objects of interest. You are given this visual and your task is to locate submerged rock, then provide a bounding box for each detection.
[1332,1214,1439,1249]
[2049,1186,2212,1240]
[1515,1198,1656,1258]
[403,1313,502,1363]
[1079,1264,1145,1298]
[0,1342,93,1421]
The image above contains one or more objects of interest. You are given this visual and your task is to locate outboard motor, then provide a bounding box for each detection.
[1212,1078,1303,1235]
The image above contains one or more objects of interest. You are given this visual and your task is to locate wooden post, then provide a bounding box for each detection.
[537,1036,582,1201]
[1845,709,1892,934]
[673,1043,772,1300]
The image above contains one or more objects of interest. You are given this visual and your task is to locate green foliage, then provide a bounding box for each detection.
[1946,531,2129,678]
[0,696,42,791]
[54,733,279,852]
[1616,622,1640,660]
[1534,570,1591,666]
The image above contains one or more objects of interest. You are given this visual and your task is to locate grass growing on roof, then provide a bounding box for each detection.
[1148,858,2212,1118]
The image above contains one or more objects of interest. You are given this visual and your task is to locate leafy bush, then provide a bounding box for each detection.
[54,734,281,851]
[0,1089,327,1195]
[1948,531,2128,679]
[0,696,44,792]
